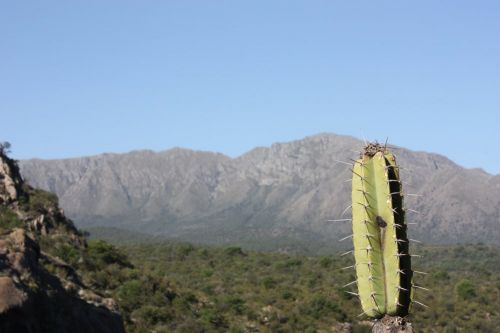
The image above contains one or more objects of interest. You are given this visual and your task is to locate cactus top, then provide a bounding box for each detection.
[361,142,387,157]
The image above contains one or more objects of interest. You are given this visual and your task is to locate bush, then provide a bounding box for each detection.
[27,189,58,212]
[200,308,228,329]
[433,270,450,280]
[55,243,81,266]
[319,256,333,268]
[301,295,344,321]
[177,243,195,257]
[228,324,244,333]
[444,323,458,333]
[224,246,246,256]
[175,319,206,333]
[131,305,173,327]
[352,323,372,333]
[282,291,294,300]
[86,240,131,268]
[455,279,476,300]
[284,258,302,268]
[0,206,23,230]
[262,277,277,289]
[118,280,144,310]
[221,296,246,315]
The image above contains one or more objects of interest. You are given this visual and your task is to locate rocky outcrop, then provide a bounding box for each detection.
[0,276,28,314]
[0,154,23,204]
[0,151,126,333]
[0,228,125,333]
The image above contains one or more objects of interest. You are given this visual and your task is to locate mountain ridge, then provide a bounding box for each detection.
[23,132,487,174]
[19,133,500,248]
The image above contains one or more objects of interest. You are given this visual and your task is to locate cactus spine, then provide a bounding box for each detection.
[351,143,413,318]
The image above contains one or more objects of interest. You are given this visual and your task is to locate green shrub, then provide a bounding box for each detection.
[175,319,206,333]
[27,188,58,212]
[433,270,450,280]
[221,296,246,315]
[444,323,458,333]
[455,279,476,300]
[57,243,81,266]
[228,324,244,333]
[0,206,23,230]
[352,323,372,333]
[177,243,195,257]
[301,295,344,321]
[319,256,333,268]
[224,246,246,256]
[281,291,294,300]
[86,240,131,268]
[200,308,228,329]
[262,277,277,289]
[284,258,302,268]
[118,280,144,310]
[131,305,173,327]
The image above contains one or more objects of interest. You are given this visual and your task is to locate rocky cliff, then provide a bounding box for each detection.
[0,151,126,333]
[19,133,500,247]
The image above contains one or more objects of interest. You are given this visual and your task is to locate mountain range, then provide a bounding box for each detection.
[19,133,500,250]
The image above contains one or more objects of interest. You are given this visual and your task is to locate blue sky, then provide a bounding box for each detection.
[1,1,499,174]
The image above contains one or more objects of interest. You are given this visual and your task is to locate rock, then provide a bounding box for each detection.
[0,276,28,313]
[0,229,126,333]
[5,228,40,273]
[0,153,23,204]
[31,215,48,235]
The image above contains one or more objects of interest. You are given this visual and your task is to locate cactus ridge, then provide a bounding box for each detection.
[351,143,413,318]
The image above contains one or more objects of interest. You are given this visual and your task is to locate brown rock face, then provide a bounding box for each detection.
[0,155,22,204]
[0,277,28,313]
[0,228,126,333]
[0,151,126,333]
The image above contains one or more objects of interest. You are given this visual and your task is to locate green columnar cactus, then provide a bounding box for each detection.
[351,143,413,318]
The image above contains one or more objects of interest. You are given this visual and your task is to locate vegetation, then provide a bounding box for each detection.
[2,196,499,332]
[0,206,23,231]
[36,235,499,333]
[24,188,59,212]
[0,141,11,155]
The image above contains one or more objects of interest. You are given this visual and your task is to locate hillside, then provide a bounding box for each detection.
[0,148,126,332]
[20,133,500,248]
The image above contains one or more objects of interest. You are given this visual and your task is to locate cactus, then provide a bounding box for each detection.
[351,142,413,319]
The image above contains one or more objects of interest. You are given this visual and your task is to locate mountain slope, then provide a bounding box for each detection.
[19,133,500,247]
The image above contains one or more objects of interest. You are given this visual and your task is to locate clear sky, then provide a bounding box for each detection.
[1,1,499,174]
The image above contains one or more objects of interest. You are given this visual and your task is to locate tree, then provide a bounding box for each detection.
[0,141,11,155]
